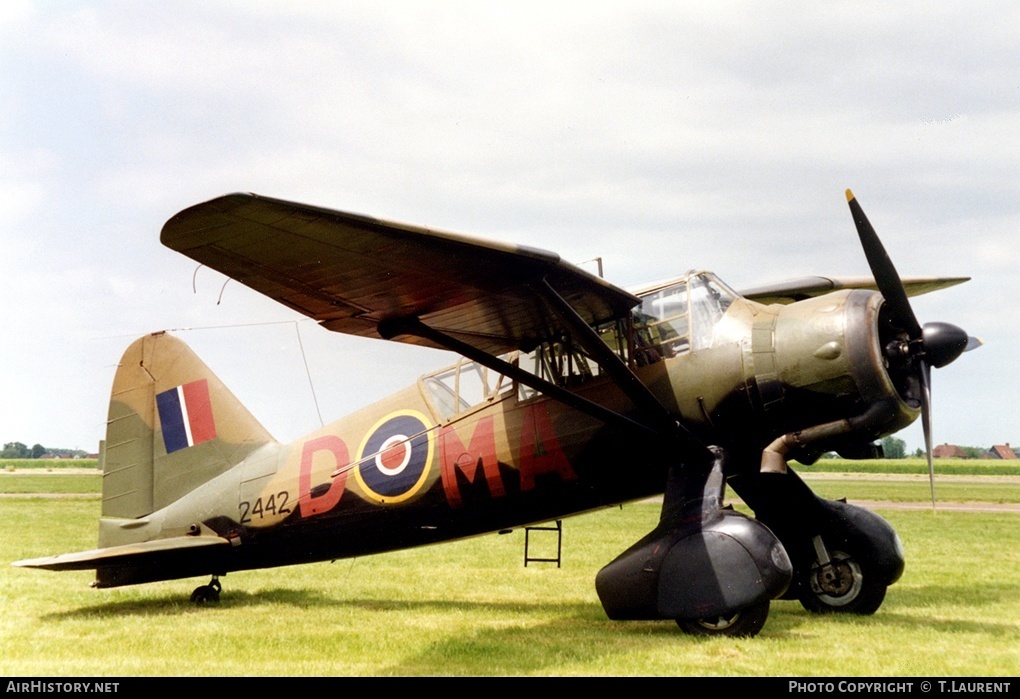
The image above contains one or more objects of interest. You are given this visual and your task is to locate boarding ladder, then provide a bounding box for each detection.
[523,520,562,567]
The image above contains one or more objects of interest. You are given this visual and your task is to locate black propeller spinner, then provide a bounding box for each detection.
[846,189,981,507]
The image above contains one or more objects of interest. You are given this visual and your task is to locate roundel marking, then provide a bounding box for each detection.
[376,435,411,476]
[354,410,434,504]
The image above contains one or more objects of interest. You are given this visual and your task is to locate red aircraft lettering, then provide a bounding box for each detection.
[439,415,506,508]
[519,402,576,490]
[298,435,349,517]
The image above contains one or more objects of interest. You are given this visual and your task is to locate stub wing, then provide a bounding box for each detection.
[161,193,639,355]
[740,275,969,306]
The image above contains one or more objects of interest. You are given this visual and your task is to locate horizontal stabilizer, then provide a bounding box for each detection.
[13,535,230,572]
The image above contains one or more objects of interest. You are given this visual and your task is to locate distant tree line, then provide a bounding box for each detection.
[880,436,907,459]
[1,442,87,459]
[878,436,1000,459]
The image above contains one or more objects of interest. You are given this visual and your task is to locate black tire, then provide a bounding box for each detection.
[799,549,886,615]
[190,584,220,606]
[676,600,770,638]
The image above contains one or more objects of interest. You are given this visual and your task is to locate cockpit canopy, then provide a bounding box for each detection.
[632,271,738,360]
[421,271,741,421]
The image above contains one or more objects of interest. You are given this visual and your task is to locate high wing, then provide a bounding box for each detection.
[161,193,639,355]
[739,275,969,306]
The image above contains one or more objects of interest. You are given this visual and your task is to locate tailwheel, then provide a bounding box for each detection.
[799,550,886,615]
[676,600,770,638]
[190,576,222,606]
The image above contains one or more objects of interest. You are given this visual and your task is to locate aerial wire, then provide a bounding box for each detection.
[92,319,309,340]
[295,321,325,427]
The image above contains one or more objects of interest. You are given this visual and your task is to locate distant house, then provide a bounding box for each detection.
[987,443,1018,460]
[933,444,968,459]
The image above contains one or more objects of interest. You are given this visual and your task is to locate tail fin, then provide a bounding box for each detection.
[102,332,275,520]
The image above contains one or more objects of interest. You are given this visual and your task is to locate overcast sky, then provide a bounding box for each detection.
[1,1,1016,456]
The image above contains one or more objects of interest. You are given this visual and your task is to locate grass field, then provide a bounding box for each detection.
[1,467,1018,676]
[0,459,99,471]
[4,464,1019,503]
[5,455,1020,475]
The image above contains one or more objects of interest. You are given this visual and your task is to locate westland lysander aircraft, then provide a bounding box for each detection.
[16,190,978,637]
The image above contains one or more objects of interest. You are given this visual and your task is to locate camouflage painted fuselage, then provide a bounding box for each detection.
[91,279,917,587]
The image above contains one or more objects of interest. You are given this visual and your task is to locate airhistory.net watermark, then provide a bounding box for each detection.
[6,681,119,694]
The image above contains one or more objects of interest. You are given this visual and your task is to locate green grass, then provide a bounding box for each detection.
[0,459,99,470]
[2,476,1018,676]
[3,456,1017,477]
[6,456,1018,474]
[0,473,102,494]
[801,475,1020,504]
[5,469,1017,503]
[800,457,1020,476]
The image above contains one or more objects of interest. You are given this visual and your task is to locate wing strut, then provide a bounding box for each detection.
[381,276,707,453]
[378,317,658,437]
[535,278,696,445]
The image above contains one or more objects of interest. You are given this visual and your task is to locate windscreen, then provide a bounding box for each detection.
[635,272,735,359]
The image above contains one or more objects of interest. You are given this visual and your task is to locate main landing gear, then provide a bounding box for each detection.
[729,468,904,619]
[190,576,222,605]
[595,450,793,638]
[797,536,888,615]
[676,600,772,638]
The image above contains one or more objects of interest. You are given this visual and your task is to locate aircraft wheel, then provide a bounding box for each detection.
[676,600,769,638]
[799,550,886,615]
[190,584,220,606]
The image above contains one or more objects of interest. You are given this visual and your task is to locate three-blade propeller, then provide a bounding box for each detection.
[846,190,981,508]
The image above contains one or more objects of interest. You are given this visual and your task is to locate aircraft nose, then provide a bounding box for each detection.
[921,321,971,369]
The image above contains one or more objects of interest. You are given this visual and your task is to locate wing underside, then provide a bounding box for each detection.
[161,193,639,355]
[739,275,969,306]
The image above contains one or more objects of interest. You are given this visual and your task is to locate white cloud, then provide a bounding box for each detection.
[0,2,1016,449]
